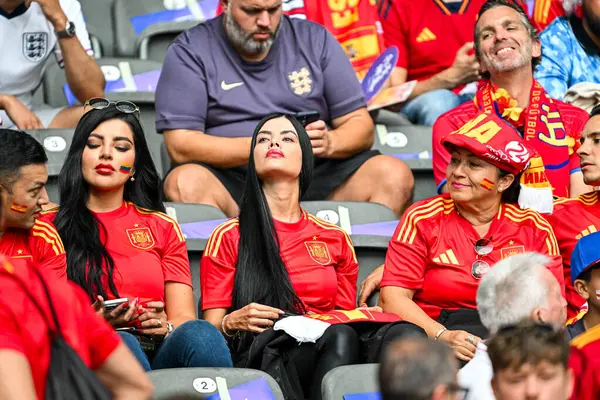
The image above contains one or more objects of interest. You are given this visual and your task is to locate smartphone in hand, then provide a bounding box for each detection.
[102,298,129,312]
[295,111,320,127]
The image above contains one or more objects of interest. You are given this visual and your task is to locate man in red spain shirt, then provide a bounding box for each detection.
[569,324,600,400]
[432,0,589,198]
[0,129,66,278]
[549,106,600,319]
[379,0,486,125]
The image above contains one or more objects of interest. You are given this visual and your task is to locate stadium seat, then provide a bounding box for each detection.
[113,0,218,58]
[25,129,74,203]
[321,364,379,400]
[372,123,437,202]
[164,202,228,307]
[300,201,397,306]
[80,0,116,57]
[138,20,199,62]
[372,109,412,126]
[147,367,285,399]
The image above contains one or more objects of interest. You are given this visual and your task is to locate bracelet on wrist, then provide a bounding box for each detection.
[434,327,448,341]
[221,314,238,338]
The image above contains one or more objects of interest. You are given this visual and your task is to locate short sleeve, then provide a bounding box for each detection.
[381,206,429,289]
[379,0,407,69]
[30,220,67,280]
[0,296,25,355]
[320,28,367,118]
[55,0,94,66]
[432,112,458,189]
[535,25,571,100]
[155,40,209,132]
[72,284,120,369]
[160,220,192,288]
[334,234,359,310]
[200,223,239,310]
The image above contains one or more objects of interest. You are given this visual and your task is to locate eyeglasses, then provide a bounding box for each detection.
[83,97,140,119]
[472,237,493,279]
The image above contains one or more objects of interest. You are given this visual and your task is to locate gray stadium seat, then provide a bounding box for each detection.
[147,368,285,399]
[321,364,379,400]
[138,20,199,62]
[80,0,116,57]
[300,201,397,306]
[372,123,437,202]
[25,129,74,203]
[113,0,215,58]
[164,202,228,308]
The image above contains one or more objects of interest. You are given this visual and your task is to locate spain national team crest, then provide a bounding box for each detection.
[305,241,332,265]
[500,245,525,259]
[23,32,48,62]
[288,67,312,96]
[126,227,155,250]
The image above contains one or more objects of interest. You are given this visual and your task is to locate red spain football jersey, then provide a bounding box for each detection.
[379,0,486,86]
[0,256,120,399]
[381,194,564,320]
[0,218,66,279]
[569,324,600,400]
[200,210,358,313]
[547,192,600,319]
[514,0,565,32]
[432,99,587,197]
[43,202,191,305]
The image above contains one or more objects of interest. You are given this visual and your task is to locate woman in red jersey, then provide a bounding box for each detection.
[45,99,231,371]
[380,112,565,362]
[0,182,152,399]
[201,113,424,400]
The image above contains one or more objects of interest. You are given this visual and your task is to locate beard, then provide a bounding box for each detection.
[225,8,280,56]
[583,0,600,38]
[482,40,532,73]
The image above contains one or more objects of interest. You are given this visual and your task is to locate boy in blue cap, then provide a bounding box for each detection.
[567,231,600,340]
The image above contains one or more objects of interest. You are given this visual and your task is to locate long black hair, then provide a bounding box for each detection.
[54,106,165,301]
[230,113,313,352]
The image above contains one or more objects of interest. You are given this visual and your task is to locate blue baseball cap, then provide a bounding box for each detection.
[571,231,600,283]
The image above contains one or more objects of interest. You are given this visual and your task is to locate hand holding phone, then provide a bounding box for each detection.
[102,298,130,312]
[295,111,320,127]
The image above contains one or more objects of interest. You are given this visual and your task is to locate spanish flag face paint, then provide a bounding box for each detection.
[119,165,132,174]
[480,178,495,191]
[10,203,28,214]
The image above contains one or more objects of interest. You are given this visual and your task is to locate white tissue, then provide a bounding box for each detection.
[273,316,331,343]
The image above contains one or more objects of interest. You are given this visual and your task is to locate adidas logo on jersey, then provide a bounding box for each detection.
[416,28,437,43]
[433,249,459,265]
[576,225,598,240]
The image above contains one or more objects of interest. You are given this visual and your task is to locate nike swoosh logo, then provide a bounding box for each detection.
[221,81,244,91]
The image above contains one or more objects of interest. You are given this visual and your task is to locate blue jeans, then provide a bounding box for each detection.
[401,89,474,126]
[118,320,232,371]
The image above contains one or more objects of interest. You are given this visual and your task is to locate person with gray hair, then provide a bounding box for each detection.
[380,337,467,400]
[457,252,567,400]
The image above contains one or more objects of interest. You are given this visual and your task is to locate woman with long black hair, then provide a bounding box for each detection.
[43,98,232,371]
[201,113,424,400]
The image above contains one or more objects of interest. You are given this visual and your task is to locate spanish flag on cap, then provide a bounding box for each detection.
[442,112,553,214]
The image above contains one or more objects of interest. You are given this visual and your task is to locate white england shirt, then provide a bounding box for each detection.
[0,0,93,108]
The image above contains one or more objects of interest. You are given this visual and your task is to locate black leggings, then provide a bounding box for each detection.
[289,322,425,400]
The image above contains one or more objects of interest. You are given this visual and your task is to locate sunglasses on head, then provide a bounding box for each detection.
[472,237,493,280]
[84,97,140,119]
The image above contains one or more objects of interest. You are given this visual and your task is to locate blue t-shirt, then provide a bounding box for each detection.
[536,15,600,100]
[155,14,366,137]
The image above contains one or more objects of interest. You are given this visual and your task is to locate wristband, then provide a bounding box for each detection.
[434,327,448,341]
[221,314,238,338]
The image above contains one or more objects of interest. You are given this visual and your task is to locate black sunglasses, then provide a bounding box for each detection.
[84,97,140,119]
[472,237,493,279]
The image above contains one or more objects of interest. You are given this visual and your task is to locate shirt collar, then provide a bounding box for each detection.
[570,14,600,55]
[0,2,28,19]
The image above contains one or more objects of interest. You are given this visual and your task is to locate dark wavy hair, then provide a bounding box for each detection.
[230,113,313,353]
[54,106,165,301]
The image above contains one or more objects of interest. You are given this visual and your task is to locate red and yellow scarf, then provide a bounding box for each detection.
[475,80,576,197]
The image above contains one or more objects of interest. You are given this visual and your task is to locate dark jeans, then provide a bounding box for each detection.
[119,320,232,371]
